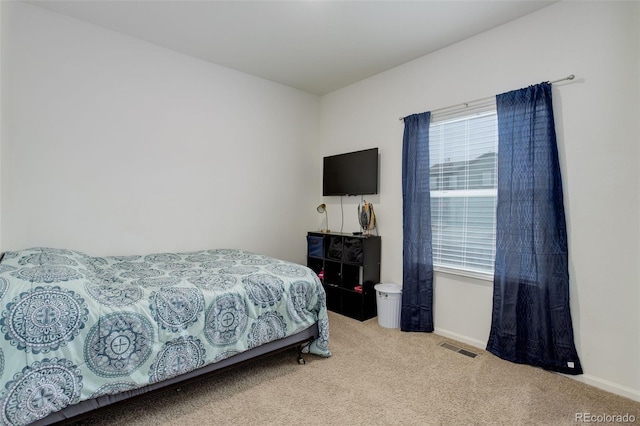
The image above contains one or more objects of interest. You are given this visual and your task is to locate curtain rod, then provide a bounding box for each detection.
[399,74,575,121]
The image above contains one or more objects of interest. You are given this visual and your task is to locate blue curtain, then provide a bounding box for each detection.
[401,112,434,332]
[487,83,582,374]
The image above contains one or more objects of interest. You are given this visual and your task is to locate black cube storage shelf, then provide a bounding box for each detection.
[306,231,381,321]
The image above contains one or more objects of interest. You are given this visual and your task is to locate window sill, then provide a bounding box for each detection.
[434,265,493,282]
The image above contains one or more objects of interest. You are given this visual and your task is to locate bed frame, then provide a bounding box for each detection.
[33,323,319,425]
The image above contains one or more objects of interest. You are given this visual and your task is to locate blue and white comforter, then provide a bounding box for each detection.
[0,247,330,425]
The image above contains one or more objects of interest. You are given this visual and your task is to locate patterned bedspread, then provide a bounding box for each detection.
[0,247,330,425]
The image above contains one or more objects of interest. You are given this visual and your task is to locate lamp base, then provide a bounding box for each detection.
[320,229,331,233]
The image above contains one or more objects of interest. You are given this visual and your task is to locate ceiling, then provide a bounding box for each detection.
[28,1,557,95]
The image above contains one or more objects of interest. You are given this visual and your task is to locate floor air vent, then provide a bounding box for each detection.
[439,342,478,358]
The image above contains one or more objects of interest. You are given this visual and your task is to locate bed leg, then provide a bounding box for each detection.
[296,345,306,365]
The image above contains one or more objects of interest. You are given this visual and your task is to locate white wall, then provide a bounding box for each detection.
[1,2,320,263]
[319,1,640,400]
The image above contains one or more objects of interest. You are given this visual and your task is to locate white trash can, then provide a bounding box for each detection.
[375,283,402,328]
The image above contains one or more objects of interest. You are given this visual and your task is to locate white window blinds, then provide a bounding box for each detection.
[429,109,498,276]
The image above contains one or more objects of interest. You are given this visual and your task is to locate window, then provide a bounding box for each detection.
[429,109,498,278]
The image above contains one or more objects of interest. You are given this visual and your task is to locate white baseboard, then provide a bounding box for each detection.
[567,374,640,403]
[434,327,640,403]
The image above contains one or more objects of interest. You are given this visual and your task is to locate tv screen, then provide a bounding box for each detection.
[323,148,379,196]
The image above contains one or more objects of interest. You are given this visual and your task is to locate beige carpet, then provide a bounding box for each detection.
[73,311,639,426]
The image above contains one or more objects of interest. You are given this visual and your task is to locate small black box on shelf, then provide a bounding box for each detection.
[343,238,363,263]
[326,236,343,260]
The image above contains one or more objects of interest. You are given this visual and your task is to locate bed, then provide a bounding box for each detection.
[0,247,331,425]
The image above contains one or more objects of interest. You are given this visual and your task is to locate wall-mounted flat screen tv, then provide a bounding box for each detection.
[323,148,379,196]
